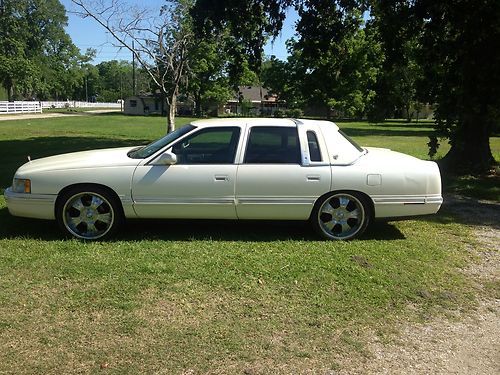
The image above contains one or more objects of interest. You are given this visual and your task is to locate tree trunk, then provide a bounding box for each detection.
[6,79,13,102]
[405,105,412,122]
[439,117,494,174]
[194,91,202,117]
[166,94,177,133]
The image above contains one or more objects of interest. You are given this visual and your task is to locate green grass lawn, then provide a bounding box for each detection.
[0,114,498,373]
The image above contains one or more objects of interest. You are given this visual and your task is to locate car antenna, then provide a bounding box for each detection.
[289,118,303,126]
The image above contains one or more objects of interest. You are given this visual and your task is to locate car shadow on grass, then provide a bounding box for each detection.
[0,207,406,242]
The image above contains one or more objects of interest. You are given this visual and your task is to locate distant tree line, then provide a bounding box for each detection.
[0,0,154,102]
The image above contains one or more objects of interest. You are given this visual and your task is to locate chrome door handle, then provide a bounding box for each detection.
[307,175,320,181]
[215,175,229,181]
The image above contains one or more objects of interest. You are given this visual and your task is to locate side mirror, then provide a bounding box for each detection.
[152,151,177,165]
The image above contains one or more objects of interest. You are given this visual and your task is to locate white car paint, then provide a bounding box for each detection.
[4,118,443,239]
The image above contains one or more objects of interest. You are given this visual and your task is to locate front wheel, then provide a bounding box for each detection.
[311,192,371,240]
[56,186,123,240]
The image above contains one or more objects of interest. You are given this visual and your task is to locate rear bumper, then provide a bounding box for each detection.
[372,194,443,218]
[4,187,56,220]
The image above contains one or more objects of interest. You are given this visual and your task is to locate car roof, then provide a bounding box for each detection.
[190,117,339,131]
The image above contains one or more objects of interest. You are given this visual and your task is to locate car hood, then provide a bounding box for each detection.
[16,146,142,174]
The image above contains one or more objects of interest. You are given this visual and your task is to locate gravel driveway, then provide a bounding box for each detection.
[352,195,499,374]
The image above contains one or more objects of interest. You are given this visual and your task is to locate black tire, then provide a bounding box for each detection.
[55,185,124,240]
[311,191,371,240]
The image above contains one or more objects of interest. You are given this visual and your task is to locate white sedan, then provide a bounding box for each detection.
[4,118,443,240]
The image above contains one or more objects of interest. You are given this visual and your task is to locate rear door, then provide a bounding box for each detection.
[235,125,331,220]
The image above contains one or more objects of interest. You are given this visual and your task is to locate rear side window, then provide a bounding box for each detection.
[306,131,322,162]
[244,127,300,164]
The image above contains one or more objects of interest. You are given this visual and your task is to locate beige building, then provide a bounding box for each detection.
[124,95,163,115]
[225,86,286,116]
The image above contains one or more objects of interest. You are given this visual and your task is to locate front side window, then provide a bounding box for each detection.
[128,124,195,159]
[244,126,300,164]
[171,127,241,164]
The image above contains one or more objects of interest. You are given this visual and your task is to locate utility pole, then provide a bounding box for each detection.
[120,71,123,112]
[85,75,88,102]
[132,41,136,95]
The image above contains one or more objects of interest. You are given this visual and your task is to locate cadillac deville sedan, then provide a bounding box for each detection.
[4,118,443,240]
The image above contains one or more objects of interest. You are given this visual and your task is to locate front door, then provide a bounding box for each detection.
[132,126,241,219]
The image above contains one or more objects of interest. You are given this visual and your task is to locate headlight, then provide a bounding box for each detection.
[12,178,31,193]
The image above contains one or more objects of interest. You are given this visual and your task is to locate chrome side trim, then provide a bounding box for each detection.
[133,197,235,205]
[371,194,443,205]
[4,188,56,203]
[237,197,316,205]
[133,197,318,206]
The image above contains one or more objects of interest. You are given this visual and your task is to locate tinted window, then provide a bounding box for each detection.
[244,127,300,164]
[307,131,322,162]
[128,124,195,159]
[172,127,240,164]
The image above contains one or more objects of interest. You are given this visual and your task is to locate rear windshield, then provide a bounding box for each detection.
[128,125,195,159]
[338,130,364,152]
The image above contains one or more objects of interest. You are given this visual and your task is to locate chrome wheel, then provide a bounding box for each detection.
[62,192,115,240]
[316,193,368,240]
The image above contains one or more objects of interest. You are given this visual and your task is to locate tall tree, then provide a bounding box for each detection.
[95,60,136,102]
[289,1,381,118]
[417,0,498,172]
[371,0,499,172]
[0,0,80,100]
[72,0,194,132]
[188,36,232,116]
[191,0,292,80]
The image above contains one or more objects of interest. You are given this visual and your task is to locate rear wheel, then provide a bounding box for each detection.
[311,192,371,240]
[56,186,123,240]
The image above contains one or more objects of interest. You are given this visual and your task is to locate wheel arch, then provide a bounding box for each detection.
[55,183,125,217]
[309,189,375,220]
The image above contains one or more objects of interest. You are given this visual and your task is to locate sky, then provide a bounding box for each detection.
[60,0,298,64]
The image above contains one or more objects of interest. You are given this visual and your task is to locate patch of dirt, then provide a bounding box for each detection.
[348,194,500,374]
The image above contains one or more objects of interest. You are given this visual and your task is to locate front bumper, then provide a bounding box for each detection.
[4,187,56,220]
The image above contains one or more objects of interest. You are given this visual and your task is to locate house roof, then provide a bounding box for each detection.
[229,86,278,103]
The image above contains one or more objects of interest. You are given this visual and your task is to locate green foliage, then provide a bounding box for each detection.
[273,109,285,118]
[371,0,499,172]
[291,2,382,119]
[240,98,254,116]
[188,36,232,116]
[0,0,84,100]
[284,108,303,118]
[261,54,303,108]
[191,0,292,76]
[193,0,499,172]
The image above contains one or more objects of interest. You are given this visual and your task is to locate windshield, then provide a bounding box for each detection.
[128,124,196,159]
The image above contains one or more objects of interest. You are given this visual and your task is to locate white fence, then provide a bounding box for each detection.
[41,101,121,109]
[0,100,121,115]
[0,101,42,114]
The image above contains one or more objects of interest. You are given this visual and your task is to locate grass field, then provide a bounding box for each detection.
[0,114,498,373]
